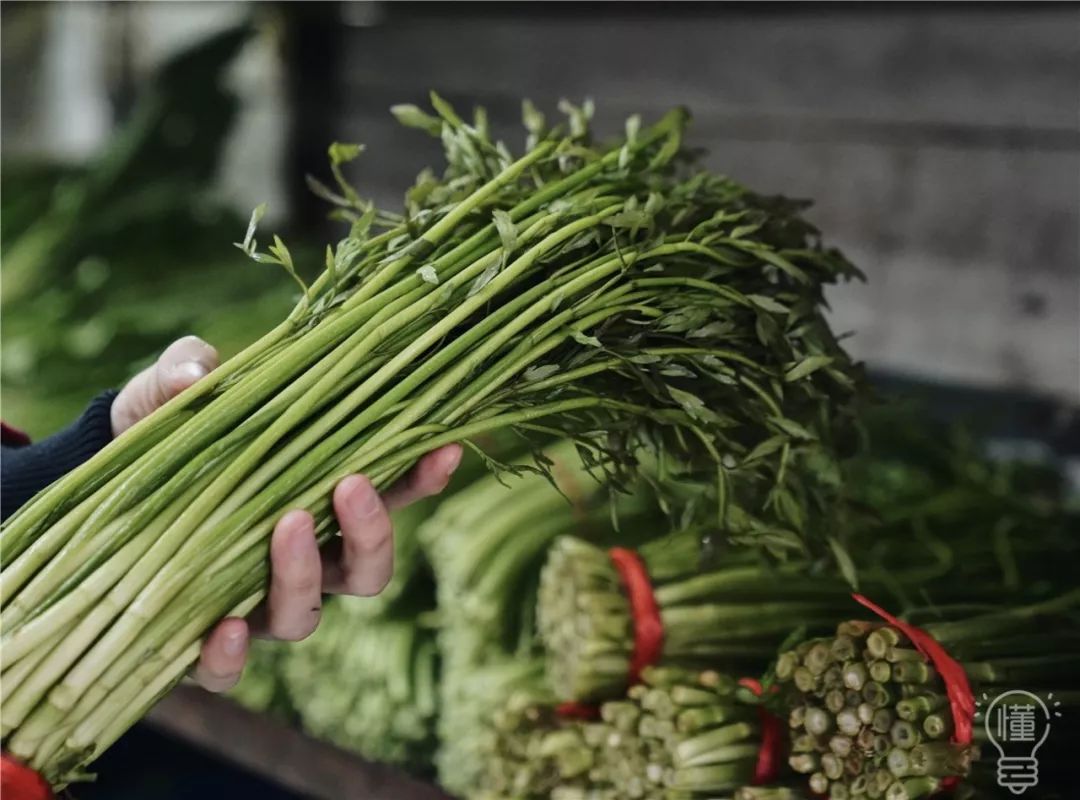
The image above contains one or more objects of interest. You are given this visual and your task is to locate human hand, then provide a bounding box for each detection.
[113,335,463,692]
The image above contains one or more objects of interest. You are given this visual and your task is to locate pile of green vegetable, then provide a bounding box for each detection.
[538,534,853,702]
[282,607,439,770]
[774,593,1080,799]
[421,443,607,793]
[6,66,1074,800]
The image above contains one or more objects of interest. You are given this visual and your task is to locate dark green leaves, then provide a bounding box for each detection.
[492,209,518,256]
[784,355,833,383]
[392,104,443,137]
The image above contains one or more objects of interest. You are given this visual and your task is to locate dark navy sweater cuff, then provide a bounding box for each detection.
[1,390,118,522]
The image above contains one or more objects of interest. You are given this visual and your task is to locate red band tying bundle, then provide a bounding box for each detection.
[737,678,784,786]
[1,422,31,447]
[554,701,601,721]
[556,547,664,721]
[1,753,53,800]
[852,594,975,790]
[608,547,664,686]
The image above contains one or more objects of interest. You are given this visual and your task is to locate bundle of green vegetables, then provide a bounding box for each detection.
[421,443,612,794]
[536,401,1080,705]
[839,406,1079,606]
[0,94,862,785]
[440,658,551,798]
[538,534,858,702]
[774,591,1080,800]
[477,682,612,800]
[278,600,439,770]
[596,665,764,799]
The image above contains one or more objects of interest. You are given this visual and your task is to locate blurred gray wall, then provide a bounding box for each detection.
[327,4,1079,403]
[4,3,1078,403]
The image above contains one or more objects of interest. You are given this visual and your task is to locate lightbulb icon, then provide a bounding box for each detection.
[977,689,1060,795]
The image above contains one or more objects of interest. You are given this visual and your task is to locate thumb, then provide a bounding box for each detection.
[111,335,219,436]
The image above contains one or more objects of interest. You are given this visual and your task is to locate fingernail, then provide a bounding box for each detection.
[173,360,209,383]
[348,479,381,518]
[223,629,245,657]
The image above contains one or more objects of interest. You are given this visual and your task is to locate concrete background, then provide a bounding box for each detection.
[3,2,1078,403]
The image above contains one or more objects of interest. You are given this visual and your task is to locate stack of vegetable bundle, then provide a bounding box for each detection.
[599,665,765,799]
[480,684,612,800]
[439,658,553,797]
[420,443,613,794]
[774,591,1080,800]
[1,93,864,785]
[840,407,1080,606]
[476,665,775,800]
[538,534,856,702]
[279,601,440,770]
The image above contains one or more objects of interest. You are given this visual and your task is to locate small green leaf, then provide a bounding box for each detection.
[688,321,734,340]
[325,244,336,285]
[769,416,815,440]
[350,206,377,241]
[327,143,364,205]
[390,104,442,136]
[647,117,683,170]
[744,435,786,463]
[729,223,763,239]
[784,355,833,383]
[524,364,560,382]
[234,203,267,255]
[269,235,293,268]
[604,210,650,229]
[828,536,859,589]
[417,265,439,285]
[660,365,696,378]
[305,175,349,206]
[472,105,489,138]
[328,142,364,166]
[429,91,465,127]
[748,294,790,315]
[570,329,602,348]
[333,236,364,277]
[625,114,641,144]
[492,209,517,255]
[773,488,805,531]
[668,386,708,420]
[522,99,545,133]
[468,263,500,297]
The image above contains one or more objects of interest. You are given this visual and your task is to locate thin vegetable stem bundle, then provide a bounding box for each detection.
[440,658,550,798]
[538,535,859,702]
[280,602,439,770]
[774,591,1080,800]
[595,665,762,799]
[422,443,614,794]
[0,95,861,784]
[480,684,613,800]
